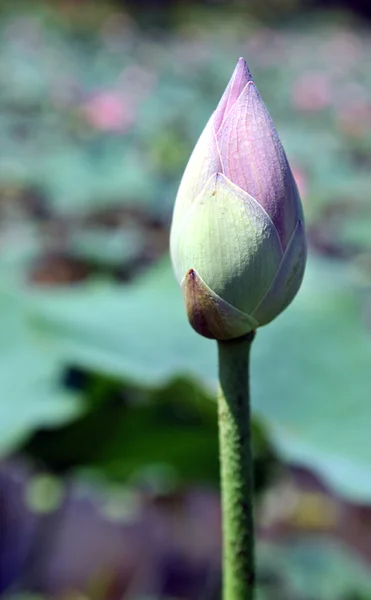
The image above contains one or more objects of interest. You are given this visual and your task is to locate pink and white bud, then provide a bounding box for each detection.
[170,58,307,340]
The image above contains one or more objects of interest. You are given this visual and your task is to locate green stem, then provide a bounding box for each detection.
[217,331,256,600]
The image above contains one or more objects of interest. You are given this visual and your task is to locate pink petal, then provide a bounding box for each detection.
[213,58,253,133]
[216,80,301,250]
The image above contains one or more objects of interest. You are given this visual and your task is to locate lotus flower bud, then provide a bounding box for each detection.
[170,58,307,340]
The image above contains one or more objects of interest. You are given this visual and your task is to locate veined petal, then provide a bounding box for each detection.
[182,268,258,340]
[172,173,283,315]
[252,219,307,325]
[216,80,302,250]
[170,116,222,247]
[213,57,253,133]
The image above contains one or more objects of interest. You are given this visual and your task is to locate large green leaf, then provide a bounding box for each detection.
[0,290,83,456]
[27,260,217,389]
[27,254,371,501]
[259,539,371,600]
[252,257,371,502]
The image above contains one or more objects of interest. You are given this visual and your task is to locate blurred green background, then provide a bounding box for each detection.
[1,0,371,599]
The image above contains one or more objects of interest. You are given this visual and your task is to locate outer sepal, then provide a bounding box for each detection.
[172,172,283,315]
[182,268,258,340]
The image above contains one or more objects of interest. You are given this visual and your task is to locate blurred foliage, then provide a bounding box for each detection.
[259,540,371,600]
[24,376,221,483]
[1,0,371,599]
[17,254,371,502]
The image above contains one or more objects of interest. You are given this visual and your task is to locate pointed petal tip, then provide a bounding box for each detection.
[214,57,254,131]
[201,171,251,198]
[204,171,224,187]
[200,171,229,196]
[235,57,253,82]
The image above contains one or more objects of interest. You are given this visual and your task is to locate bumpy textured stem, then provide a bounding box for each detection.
[217,331,256,600]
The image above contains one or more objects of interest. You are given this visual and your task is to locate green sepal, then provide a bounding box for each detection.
[182,268,258,340]
[172,173,283,316]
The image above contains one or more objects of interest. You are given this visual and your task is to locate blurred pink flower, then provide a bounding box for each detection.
[81,91,134,132]
[292,71,332,113]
